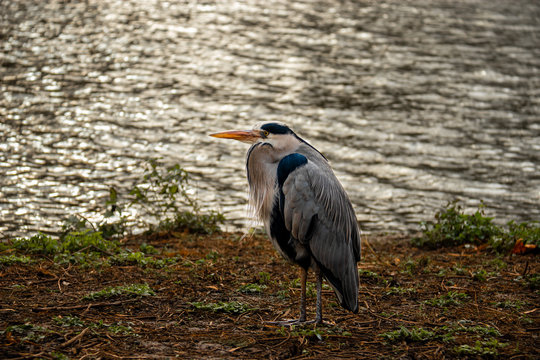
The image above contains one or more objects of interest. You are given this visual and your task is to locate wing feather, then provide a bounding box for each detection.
[281,159,361,312]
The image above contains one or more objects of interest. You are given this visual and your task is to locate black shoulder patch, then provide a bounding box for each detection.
[277,153,308,187]
[261,123,292,135]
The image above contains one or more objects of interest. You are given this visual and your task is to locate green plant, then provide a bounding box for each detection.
[290,326,325,341]
[523,273,539,290]
[443,323,501,338]
[140,243,158,254]
[61,229,118,254]
[190,301,252,314]
[358,269,380,279]
[412,200,539,254]
[238,283,267,294]
[380,326,436,343]
[84,283,155,300]
[11,233,60,254]
[425,291,469,307]
[385,287,415,296]
[51,352,70,360]
[491,300,525,311]
[400,257,431,275]
[257,271,271,284]
[1,323,50,342]
[412,201,500,249]
[452,264,467,275]
[454,339,507,356]
[61,187,128,240]
[7,230,120,267]
[130,159,224,234]
[472,268,488,282]
[205,250,220,261]
[53,315,135,335]
[0,254,32,266]
[491,220,540,253]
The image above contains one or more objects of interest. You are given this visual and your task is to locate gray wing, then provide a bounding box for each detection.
[281,159,361,312]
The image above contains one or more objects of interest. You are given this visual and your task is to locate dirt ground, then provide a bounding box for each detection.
[1,232,538,359]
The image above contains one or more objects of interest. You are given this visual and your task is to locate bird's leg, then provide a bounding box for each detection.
[299,267,307,322]
[314,266,323,324]
[266,268,308,326]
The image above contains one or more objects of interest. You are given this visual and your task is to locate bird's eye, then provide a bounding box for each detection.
[262,130,270,138]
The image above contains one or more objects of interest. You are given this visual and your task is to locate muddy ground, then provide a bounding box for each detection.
[1,232,538,359]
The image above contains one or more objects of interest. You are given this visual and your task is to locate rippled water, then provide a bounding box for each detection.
[1,0,539,239]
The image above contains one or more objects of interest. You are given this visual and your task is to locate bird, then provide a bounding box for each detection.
[210,122,361,325]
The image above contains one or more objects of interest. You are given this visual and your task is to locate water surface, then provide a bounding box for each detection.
[1,0,539,239]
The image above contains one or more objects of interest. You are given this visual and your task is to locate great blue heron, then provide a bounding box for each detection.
[210,122,361,324]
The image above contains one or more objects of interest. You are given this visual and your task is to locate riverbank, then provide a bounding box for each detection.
[1,230,538,359]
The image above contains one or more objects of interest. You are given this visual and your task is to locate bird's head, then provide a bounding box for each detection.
[210,122,301,152]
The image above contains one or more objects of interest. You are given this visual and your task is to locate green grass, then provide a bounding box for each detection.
[1,323,50,343]
[491,300,525,311]
[385,286,415,296]
[454,339,508,357]
[54,315,85,327]
[257,271,271,284]
[11,233,61,255]
[108,251,177,268]
[358,269,380,279]
[190,301,252,314]
[380,323,503,348]
[10,231,118,257]
[53,315,135,335]
[400,257,431,275]
[0,254,32,266]
[237,283,267,294]
[380,326,436,343]
[442,323,501,338]
[4,161,225,269]
[84,283,155,300]
[523,273,539,290]
[425,291,469,307]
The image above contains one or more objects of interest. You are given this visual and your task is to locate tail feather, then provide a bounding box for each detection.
[318,260,359,313]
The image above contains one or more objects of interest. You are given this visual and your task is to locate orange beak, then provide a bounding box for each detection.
[209,130,261,144]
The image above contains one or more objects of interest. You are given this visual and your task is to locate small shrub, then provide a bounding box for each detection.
[412,201,500,249]
[130,159,225,234]
[61,229,118,254]
[491,220,540,253]
[413,200,539,254]
[11,233,60,255]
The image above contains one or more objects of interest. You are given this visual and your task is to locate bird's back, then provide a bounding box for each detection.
[272,142,361,312]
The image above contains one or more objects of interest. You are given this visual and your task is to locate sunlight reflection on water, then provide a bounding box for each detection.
[1,0,539,239]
